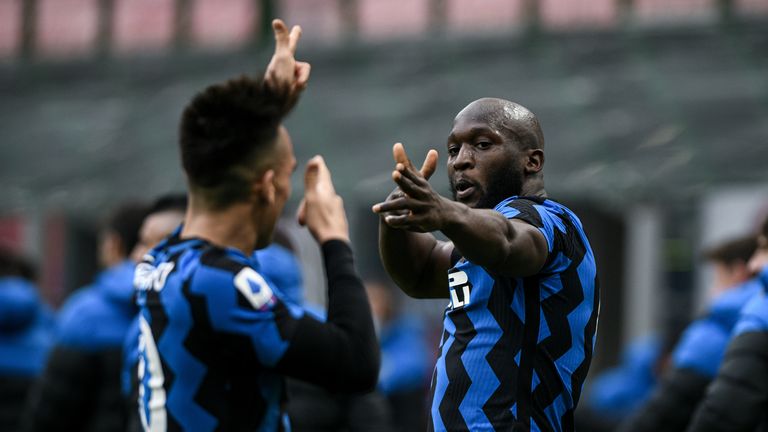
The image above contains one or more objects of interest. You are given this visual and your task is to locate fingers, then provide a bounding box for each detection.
[372,196,410,214]
[392,165,426,198]
[420,149,438,180]
[295,62,311,89]
[304,155,336,196]
[392,143,414,170]
[382,214,428,232]
[272,19,289,49]
[288,25,302,54]
[296,199,307,226]
[304,156,319,191]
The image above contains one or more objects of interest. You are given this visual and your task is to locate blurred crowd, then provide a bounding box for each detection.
[578,217,768,431]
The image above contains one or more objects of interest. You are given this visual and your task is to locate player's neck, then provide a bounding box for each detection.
[181,203,258,256]
[521,177,547,198]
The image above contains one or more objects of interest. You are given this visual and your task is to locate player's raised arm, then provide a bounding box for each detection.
[374,142,548,278]
[276,156,379,392]
[373,144,452,299]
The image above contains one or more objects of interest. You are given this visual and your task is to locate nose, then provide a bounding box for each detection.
[452,144,475,171]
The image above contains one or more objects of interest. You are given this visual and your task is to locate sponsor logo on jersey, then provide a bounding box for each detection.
[448,269,472,310]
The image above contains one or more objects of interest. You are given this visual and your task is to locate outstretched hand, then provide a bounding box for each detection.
[265,19,311,97]
[372,143,449,233]
[298,156,350,243]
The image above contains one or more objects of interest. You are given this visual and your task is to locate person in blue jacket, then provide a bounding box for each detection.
[620,235,760,432]
[686,218,768,432]
[583,334,663,424]
[0,249,55,432]
[121,194,188,432]
[23,203,147,432]
[366,279,431,432]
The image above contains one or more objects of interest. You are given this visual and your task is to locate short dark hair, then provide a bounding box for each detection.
[703,235,757,266]
[148,194,188,216]
[105,202,149,258]
[180,74,296,209]
[0,247,37,281]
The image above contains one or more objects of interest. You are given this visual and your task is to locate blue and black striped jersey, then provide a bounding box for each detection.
[430,196,599,432]
[134,231,304,432]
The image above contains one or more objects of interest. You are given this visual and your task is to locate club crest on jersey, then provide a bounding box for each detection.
[448,269,472,310]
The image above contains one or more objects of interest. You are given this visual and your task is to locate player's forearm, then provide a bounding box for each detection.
[320,239,380,390]
[378,218,440,298]
[277,240,379,392]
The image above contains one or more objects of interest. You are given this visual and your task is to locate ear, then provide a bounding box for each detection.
[524,149,544,174]
[254,169,276,205]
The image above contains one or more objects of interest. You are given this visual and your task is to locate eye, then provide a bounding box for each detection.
[476,141,492,150]
[447,145,459,157]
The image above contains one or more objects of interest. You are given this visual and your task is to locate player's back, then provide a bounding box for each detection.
[135,230,300,432]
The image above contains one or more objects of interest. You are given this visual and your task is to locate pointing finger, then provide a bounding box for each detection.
[392,143,414,170]
[420,149,438,180]
[288,25,302,54]
[272,19,289,49]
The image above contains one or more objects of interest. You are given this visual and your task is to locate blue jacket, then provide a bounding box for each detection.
[254,244,304,307]
[377,315,430,395]
[57,260,137,351]
[588,334,661,420]
[686,268,768,432]
[25,260,138,432]
[0,277,55,377]
[672,278,763,377]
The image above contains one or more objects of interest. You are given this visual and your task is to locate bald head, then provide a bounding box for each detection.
[455,98,544,151]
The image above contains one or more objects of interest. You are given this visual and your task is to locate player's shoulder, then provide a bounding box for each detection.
[495,196,586,242]
[189,246,279,312]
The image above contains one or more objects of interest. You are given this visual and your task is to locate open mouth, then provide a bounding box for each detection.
[454,179,476,201]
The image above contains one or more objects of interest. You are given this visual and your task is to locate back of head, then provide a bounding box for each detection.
[101,202,149,267]
[129,193,189,262]
[0,247,40,331]
[703,236,757,267]
[0,247,37,281]
[180,75,295,210]
[704,235,757,294]
[147,194,188,216]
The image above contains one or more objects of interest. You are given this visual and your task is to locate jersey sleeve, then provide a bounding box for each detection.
[494,198,558,253]
[495,197,586,277]
[187,250,305,368]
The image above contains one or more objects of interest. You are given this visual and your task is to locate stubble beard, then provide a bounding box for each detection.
[450,164,524,210]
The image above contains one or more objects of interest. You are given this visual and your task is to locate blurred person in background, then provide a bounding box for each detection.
[577,333,663,431]
[23,202,147,432]
[620,235,760,432]
[0,249,55,432]
[686,218,768,432]
[133,19,378,431]
[129,194,189,263]
[365,279,431,432]
[277,256,393,432]
[374,98,599,431]
[122,194,187,432]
